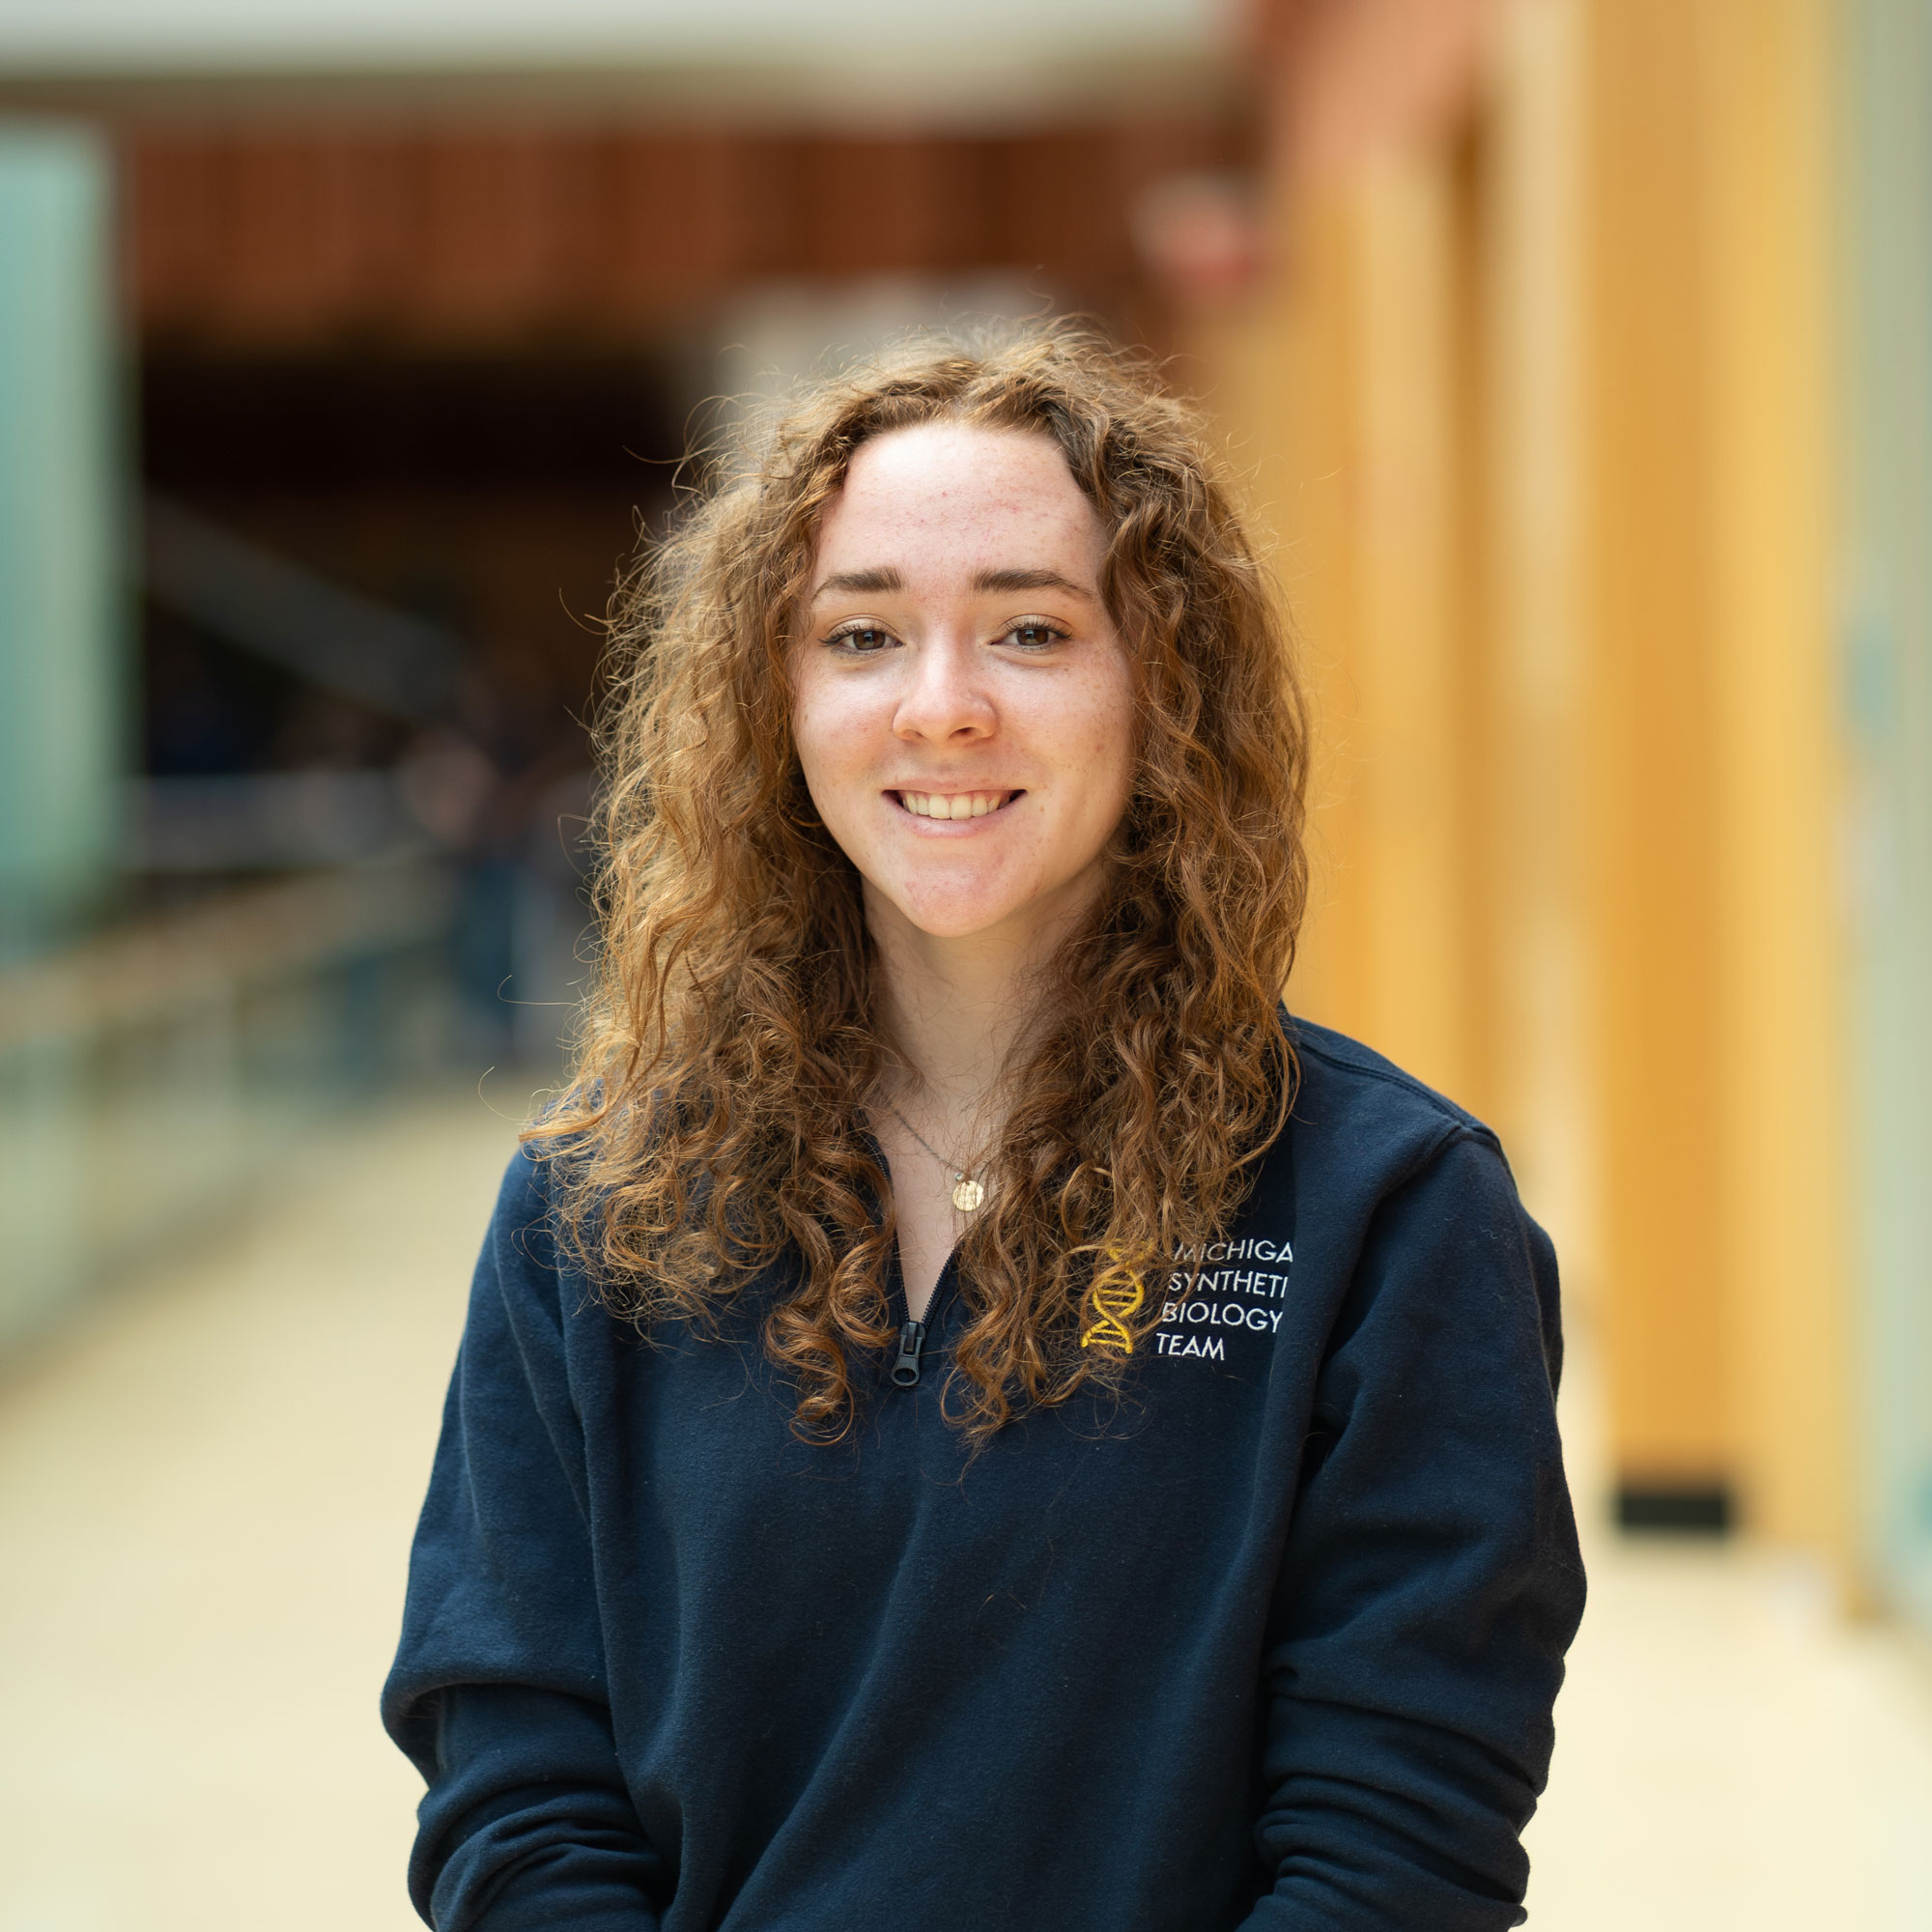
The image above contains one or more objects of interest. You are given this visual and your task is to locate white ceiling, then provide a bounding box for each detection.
[0,0,1229,75]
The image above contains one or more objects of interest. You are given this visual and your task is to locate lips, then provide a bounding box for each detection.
[894,789,1019,820]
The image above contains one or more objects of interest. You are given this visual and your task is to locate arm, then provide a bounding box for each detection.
[1244,1130,1585,1930]
[383,1151,666,1931]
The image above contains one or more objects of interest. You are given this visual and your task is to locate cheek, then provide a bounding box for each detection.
[789,671,859,788]
[1065,667,1137,823]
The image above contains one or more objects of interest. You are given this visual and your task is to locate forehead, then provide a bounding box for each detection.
[812,422,1104,581]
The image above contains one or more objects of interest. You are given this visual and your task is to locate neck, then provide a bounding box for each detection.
[865,892,1085,1142]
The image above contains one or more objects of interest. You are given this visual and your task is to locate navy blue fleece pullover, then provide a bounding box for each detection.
[383,1019,1585,1931]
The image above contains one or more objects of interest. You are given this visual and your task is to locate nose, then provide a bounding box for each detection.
[892,632,995,745]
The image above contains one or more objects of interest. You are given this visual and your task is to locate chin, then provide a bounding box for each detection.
[878,851,1110,945]
[877,867,1036,937]
[893,896,1022,941]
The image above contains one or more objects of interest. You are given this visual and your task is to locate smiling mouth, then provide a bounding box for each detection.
[892,789,1021,820]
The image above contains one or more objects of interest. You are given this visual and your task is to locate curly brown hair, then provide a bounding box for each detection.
[527,318,1310,1442]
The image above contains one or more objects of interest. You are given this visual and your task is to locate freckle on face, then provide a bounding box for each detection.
[789,422,1136,948]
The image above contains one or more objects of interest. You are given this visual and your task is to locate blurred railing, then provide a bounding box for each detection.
[0,857,458,1362]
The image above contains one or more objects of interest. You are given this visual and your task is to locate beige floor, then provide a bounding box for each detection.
[2,1094,1929,1931]
[1523,1361,1932,1928]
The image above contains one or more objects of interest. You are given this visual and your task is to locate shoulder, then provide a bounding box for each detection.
[470,1139,584,1338]
[485,1139,562,1260]
[1259,1013,1541,1293]
[1280,1012,1502,1182]
[1273,1013,1559,1350]
[1227,1013,1521,1284]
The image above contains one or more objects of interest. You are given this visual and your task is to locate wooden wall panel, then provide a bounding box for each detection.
[1474,0,1593,1267]
[1219,0,1857,1573]
[1350,155,1474,1099]
[1581,0,1732,1496]
[1701,0,1845,1555]
[118,121,1243,348]
[1255,149,1480,1108]
[1581,0,1847,1555]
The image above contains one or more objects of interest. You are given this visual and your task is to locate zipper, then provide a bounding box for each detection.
[874,1115,955,1391]
[888,1255,955,1391]
[892,1319,926,1387]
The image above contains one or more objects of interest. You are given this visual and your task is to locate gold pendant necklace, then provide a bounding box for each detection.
[885,1102,985,1212]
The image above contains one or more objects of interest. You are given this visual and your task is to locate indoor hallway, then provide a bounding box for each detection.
[2,1095,1929,1931]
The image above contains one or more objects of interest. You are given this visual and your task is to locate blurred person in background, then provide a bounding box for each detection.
[383,322,1584,1931]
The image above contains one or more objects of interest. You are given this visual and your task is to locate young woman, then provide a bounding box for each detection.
[384,323,1584,1932]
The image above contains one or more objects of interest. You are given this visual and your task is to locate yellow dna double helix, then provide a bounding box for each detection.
[1080,1259,1145,1354]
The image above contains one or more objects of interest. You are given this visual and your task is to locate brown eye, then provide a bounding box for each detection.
[1004,622,1065,650]
[832,625,896,654]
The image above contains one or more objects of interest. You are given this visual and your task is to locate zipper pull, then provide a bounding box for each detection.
[892,1319,926,1388]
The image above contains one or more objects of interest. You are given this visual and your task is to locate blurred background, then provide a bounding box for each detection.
[1,0,1929,1925]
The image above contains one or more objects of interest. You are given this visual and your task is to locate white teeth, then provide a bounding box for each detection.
[899,790,1011,819]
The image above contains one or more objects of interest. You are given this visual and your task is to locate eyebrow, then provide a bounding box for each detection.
[972,567,1093,598]
[813,567,905,597]
[810,565,1094,600]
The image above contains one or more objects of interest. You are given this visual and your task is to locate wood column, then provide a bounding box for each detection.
[1270,149,1482,1107]
[1580,0,1733,1515]
[1582,0,1847,1549]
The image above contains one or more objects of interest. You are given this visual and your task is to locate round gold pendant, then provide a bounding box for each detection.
[952,1178,985,1212]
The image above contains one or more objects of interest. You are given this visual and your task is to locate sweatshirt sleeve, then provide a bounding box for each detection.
[1242,1128,1585,1931]
[382,1150,666,1932]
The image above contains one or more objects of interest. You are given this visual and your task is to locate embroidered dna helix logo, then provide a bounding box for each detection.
[1080,1264,1145,1354]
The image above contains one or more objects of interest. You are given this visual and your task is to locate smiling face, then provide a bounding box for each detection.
[790,422,1136,957]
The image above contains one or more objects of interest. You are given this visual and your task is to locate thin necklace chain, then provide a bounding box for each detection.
[882,1099,988,1213]
[884,1100,973,1180]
